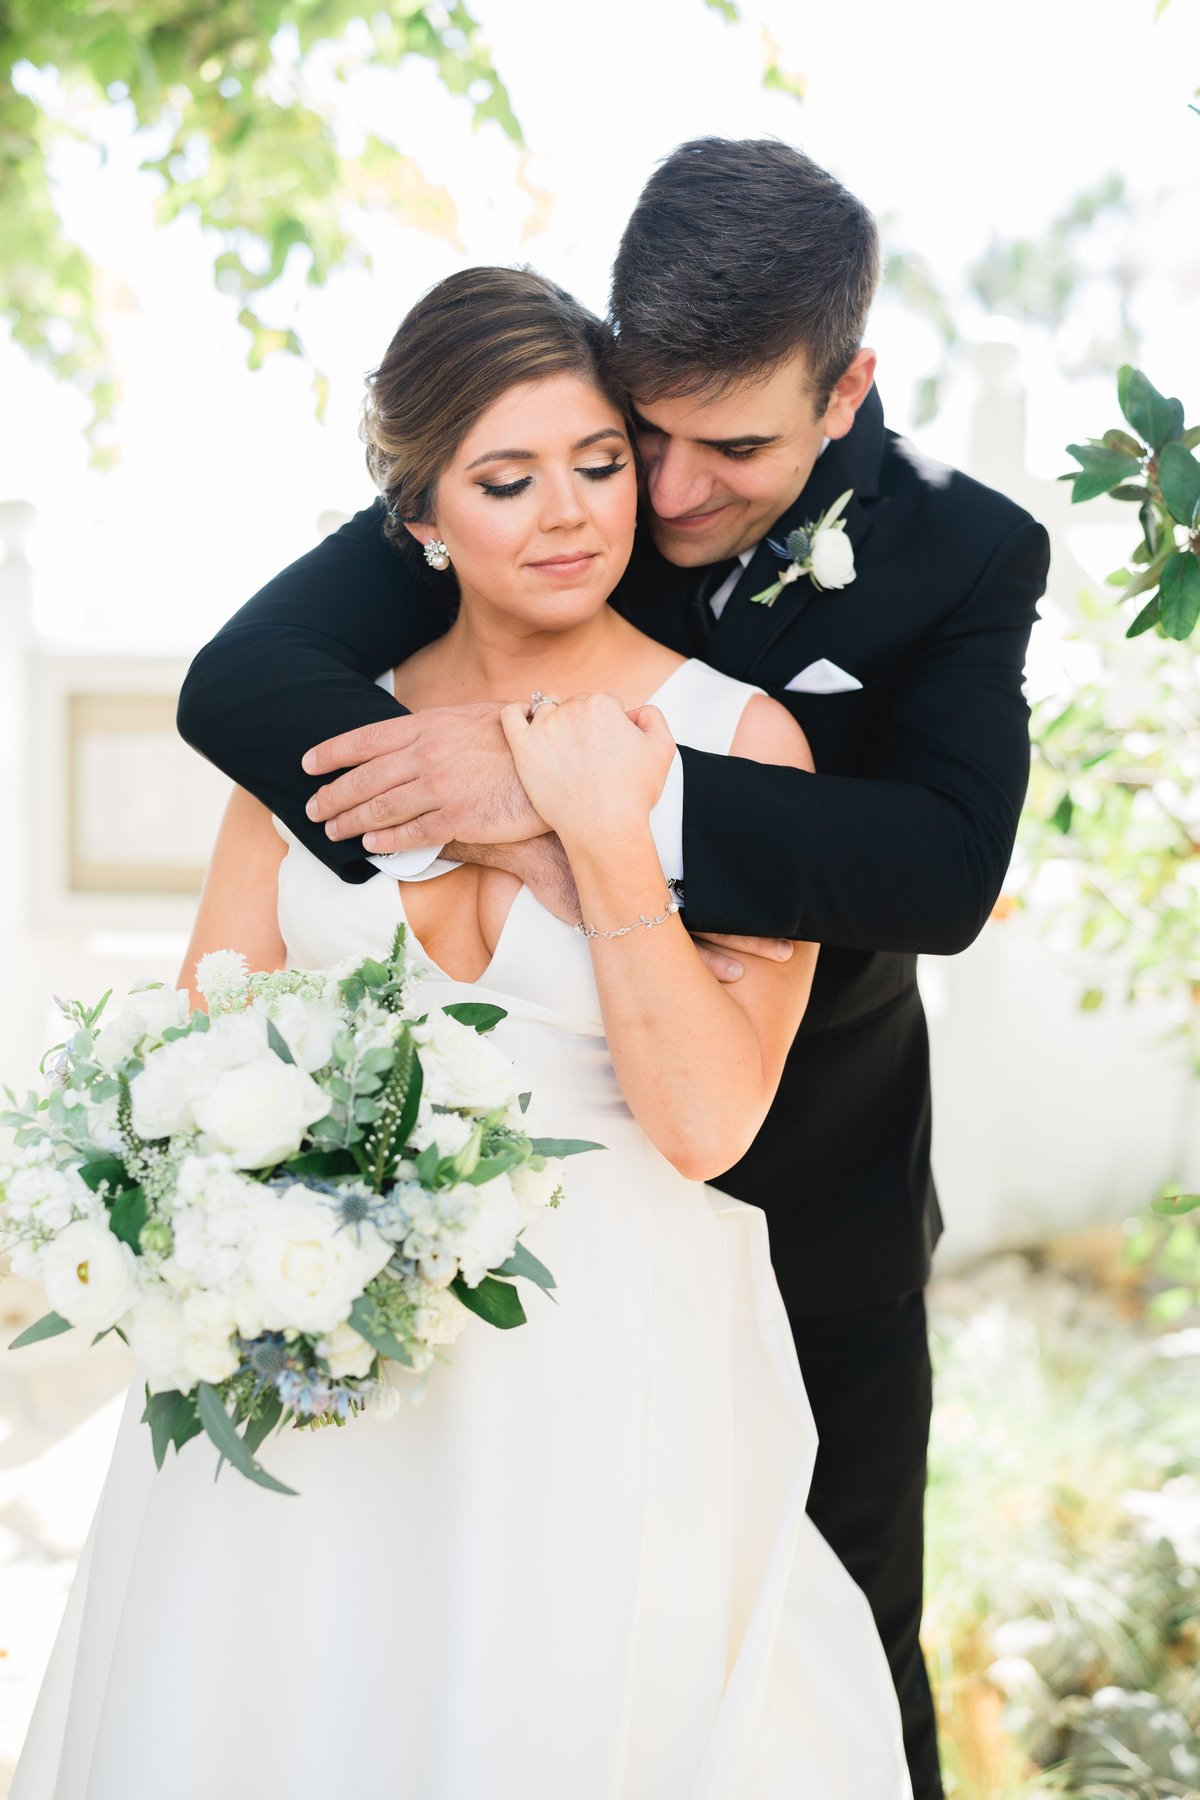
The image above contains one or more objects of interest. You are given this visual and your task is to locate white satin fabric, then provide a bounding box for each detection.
[14,660,910,1799]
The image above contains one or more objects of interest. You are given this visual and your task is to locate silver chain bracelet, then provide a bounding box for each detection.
[575,894,681,941]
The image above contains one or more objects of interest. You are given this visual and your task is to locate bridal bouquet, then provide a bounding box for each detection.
[0,929,596,1493]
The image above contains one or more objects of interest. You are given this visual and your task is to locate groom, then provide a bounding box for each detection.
[179,138,1049,1797]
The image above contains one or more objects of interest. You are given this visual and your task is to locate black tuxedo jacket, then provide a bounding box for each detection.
[178,386,1050,1315]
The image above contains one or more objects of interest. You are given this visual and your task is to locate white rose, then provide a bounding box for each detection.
[511,1159,564,1225]
[95,985,190,1071]
[41,1219,137,1332]
[452,1175,524,1288]
[245,1187,392,1335]
[125,1293,193,1393]
[267,993,342,1074]
[317,1319,376,1380]
[192,1059,330,1169]
[808,526,855,590]
[129,1029,228,1139]
[182,1318,241,1385]
[229,1281,266,1341]
[413,1011,518,1113]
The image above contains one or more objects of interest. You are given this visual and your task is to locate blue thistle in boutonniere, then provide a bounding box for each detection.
[751,488,857,606]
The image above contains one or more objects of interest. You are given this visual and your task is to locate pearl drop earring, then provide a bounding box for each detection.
[424,539,450,571]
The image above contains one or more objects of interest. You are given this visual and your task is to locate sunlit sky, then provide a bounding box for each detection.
[3,0,1197,651]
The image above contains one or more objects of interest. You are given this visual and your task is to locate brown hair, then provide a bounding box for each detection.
[609,138,880,411]
[364,266,625,547]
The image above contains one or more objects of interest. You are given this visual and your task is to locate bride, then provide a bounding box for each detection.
[14,268,911,1799]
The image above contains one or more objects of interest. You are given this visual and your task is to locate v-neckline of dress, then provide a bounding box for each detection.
[390,658,694,990]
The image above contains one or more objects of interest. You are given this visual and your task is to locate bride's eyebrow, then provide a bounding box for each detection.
[464,427,628,471]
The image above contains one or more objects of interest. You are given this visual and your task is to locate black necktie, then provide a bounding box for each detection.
[684,557,740,649]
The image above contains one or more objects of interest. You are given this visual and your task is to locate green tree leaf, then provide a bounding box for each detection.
[450,1273,527,1329]
[143,1388,184,1470]
[1125,595,1162,638]
[1158,550,1200,640]
[1157,441,1200,527]
[1118,366,1185,452]
[1064,443,1142,503]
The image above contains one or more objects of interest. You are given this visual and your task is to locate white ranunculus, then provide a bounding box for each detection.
[808,526,856,590]
[8,1240,44,1281]
[452,1175,524,1288]
[229,1281,266,1341]
[94,985,190,1071]
[246,1188,392,1335]
[267,993,342,1074]
[41,1220,138,1332]
[192,1059,330,1169]
[317,1319,376,1380]
[413,1011,518,1113]
[511,1159,564,1225]
[125,1293,193,1393]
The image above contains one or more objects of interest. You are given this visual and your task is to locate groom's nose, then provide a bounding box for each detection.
[643,440,715,521]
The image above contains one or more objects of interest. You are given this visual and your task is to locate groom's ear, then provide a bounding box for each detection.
[820,349,877,442]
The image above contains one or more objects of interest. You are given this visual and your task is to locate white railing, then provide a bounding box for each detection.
[1,347,1195,1267]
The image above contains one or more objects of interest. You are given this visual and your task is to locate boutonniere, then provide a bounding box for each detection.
[750,488,856,606]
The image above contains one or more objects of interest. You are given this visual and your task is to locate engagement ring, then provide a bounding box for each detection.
[529,691,560,716]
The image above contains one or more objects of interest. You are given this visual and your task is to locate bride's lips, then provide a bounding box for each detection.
[526,553,598,577]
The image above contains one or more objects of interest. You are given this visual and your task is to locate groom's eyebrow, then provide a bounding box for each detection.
[465,427,627,471]
[630,409,780,451]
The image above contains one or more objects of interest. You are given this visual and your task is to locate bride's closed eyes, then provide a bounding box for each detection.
[479,459,629,499]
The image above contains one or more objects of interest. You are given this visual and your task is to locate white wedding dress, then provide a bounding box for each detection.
[14,658,911,1800]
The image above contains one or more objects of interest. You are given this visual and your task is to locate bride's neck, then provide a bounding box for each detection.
[430,600,636,701]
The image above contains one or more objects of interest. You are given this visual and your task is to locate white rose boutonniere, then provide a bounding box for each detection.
[751,488,856,606]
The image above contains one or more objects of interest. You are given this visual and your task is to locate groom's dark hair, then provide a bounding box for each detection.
[610,138,879,413]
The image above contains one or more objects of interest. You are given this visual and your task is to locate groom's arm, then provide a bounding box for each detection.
[176,501,436,882]
[677,517,1049,954]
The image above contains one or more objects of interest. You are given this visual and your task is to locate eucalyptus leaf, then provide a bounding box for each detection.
[266,1018,295,1065]
[9,1310,72,1350]
[441,1002,508,1035]
[348,1295,414,1366]
[242,1391,284,1456]
[490,1238,557,1294]
[526,1137,604,1158]
[450,1273,527,1330]
[143,1387,182,1470]
[195,1382,297,1496]
[108,1184,148,1252]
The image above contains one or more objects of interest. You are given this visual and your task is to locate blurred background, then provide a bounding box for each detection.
[1,0,1198,1793]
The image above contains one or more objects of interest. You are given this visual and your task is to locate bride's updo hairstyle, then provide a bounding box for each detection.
[364,266,626,552]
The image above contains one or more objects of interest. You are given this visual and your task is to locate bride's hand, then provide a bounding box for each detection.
[499,694,676,850]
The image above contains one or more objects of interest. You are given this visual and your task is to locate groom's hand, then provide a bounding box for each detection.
[302,703,547,851]
[689,933,795,982]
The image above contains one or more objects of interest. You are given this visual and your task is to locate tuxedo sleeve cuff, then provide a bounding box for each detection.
[367,847,462,880]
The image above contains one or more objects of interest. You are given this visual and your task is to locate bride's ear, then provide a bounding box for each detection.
[405,522,435,553]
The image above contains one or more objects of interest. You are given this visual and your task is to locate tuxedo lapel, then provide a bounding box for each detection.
[708,384,886,681]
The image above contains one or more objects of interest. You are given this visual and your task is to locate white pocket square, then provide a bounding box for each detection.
[783,658,863,695]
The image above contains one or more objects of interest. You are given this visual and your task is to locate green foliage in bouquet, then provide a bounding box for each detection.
[1,927,600,1494]
[1061,366,1200,641]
